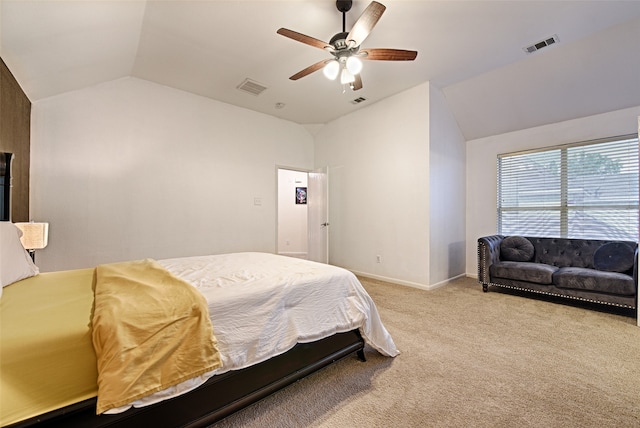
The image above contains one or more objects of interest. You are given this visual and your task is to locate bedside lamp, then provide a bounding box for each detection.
[15,222,49,262]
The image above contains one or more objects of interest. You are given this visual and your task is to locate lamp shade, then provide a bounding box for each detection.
[15,222,49,250]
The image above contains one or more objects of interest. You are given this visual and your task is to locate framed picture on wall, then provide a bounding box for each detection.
[296,187,307,204]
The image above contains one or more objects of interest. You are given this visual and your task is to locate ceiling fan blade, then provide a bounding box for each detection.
[346,1,386,47]
[359,48,418,61]
[289,59,331,80]
[351,74,363,91]
[277,28,331,51]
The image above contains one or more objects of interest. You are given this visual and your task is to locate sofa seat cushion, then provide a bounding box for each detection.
[553,267,635,296]
[490,261,558,285]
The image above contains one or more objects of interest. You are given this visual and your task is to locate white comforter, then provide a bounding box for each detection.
[114,252,398,410]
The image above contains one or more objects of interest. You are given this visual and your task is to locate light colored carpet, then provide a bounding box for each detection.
[212,276,640,427]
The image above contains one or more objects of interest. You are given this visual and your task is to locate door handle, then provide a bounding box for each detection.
[321,222,330,227]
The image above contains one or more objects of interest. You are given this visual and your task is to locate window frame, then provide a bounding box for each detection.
[497,134,639,240]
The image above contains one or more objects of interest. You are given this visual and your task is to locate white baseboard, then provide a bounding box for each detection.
[350,271,467,291]
[428,273,468,290]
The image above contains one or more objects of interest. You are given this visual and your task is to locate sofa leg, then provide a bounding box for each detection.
[482,284,488,292]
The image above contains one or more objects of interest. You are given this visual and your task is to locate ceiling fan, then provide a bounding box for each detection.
[277,0,417,91]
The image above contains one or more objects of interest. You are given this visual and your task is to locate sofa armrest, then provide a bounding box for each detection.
[477,235,504,284]
[634,246,638,307]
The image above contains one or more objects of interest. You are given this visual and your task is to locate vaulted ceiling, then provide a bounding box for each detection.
[2,0,639,140]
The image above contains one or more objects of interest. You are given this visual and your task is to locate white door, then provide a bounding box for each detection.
[307,167,329,263]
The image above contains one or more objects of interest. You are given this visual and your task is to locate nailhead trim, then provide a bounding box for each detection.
[480,282,635,309]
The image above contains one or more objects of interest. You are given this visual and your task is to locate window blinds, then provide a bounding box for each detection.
[497,135,639,240]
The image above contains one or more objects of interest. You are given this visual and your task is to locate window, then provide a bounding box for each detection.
[497,135,639,240]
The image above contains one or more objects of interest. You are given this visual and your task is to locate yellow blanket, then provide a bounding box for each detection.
[92,259,221,414]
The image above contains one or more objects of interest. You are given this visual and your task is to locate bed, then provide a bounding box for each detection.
[0,222,398,427]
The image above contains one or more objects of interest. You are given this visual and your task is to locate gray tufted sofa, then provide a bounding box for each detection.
[478,235,638,309]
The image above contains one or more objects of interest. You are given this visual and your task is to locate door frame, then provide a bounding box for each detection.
[275,166,329,262]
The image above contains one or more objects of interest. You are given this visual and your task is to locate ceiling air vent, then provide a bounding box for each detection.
[237,78,268,96]
[523,34,559,54]
[351,96,367,105]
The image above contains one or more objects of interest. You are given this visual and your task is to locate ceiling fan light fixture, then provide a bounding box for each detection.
[346,56,363,75]
[340,68,355,84]
[277,1,417,91]
[323,60,340,80]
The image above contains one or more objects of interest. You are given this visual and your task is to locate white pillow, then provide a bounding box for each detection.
[0,222,40,292]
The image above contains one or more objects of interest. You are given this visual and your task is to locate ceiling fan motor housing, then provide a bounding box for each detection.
[330,32,352,51]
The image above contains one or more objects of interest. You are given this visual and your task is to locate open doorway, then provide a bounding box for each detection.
[277,168,309,259]
[277,167,329,263]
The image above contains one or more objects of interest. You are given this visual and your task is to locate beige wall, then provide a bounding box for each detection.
[314,82,467,289]
[316,83,433,288]
[30,77,315,272]
[428,85,466,286]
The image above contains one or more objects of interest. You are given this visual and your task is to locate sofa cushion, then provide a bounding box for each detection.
[490,261,557,285]
[593,242,635,273]
[553,267,635,296]
[500,236,534,262]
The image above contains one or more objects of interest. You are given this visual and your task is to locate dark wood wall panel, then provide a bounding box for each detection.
[0,57,31,222]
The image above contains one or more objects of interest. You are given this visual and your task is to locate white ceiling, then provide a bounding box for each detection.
[2,0,640,140]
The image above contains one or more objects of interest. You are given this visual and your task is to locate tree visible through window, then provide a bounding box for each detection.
[497,135,639,240]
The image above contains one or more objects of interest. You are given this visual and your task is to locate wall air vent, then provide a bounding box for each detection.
[237,78,268,96]
[351,97,367,105]
[523,34,559,54]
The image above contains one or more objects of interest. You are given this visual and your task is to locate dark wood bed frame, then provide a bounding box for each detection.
[9,330,365,428]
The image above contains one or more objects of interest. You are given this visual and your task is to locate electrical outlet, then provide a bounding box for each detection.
[376,255,382,263]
